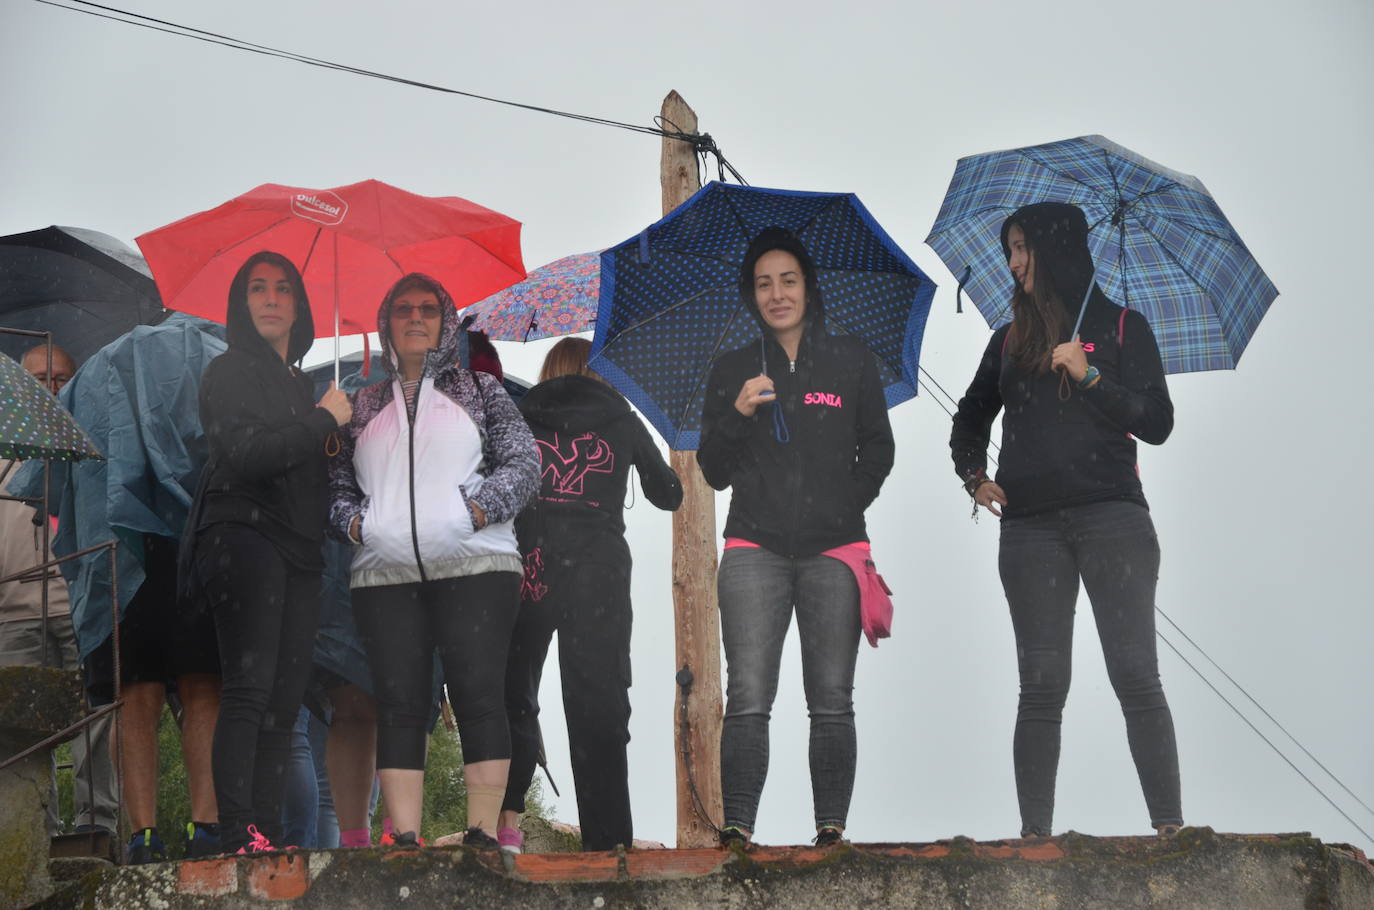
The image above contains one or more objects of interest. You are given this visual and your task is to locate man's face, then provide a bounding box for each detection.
[22,348,76,395]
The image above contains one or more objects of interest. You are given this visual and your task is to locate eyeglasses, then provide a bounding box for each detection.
[393,303,441,320]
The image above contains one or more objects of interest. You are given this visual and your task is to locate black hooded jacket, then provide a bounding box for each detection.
[195,280,338,570]
[950,202,1174,519]
[697,296,895,557]
[516,374,681,564]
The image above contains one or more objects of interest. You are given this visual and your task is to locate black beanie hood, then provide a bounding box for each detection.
[225,252,316,365]
[1000,202,1098,317]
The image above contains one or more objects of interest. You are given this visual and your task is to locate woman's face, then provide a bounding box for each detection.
[390,288,443,361]
[753,249,807,336]
[1006,223,1035,295]
[245,262,297,348]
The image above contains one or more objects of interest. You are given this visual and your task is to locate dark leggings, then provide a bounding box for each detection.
[502,558,633,851]
[353,572,521,769]
[198,524,321,851]
[998,500,1182,835]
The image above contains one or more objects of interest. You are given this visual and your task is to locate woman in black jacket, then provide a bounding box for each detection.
[698,227,895,847]
[950,202,1183,837]
[496,337,681,853]
[190,250,351,853]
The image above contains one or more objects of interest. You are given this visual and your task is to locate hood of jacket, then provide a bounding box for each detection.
[1000,201,1098,318]
[376,273,470,380]
[519,374,630,432]
[226,278,315,366]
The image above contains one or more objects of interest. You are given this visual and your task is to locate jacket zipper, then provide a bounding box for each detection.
[405,380,428,583]
[784,348,802,556]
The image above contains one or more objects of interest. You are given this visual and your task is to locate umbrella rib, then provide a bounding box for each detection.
[1013,149,1115,204]
[210,218,291,262]
[300,226,324,275]
[597,285,734,341]
[671,301,752,439]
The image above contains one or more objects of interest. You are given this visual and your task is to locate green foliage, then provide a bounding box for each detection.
[371,725,552,843]
[156,705,193,858]
[54,741,74,830]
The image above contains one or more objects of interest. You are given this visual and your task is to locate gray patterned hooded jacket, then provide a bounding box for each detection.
[327,274,539,588]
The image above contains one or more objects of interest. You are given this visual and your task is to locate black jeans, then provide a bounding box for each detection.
[353,572,520,769]
[198,524,321,850]
[502,557,633,851]
[998,500,1182,834]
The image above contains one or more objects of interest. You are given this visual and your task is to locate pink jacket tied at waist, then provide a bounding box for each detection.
[724,539,893,647]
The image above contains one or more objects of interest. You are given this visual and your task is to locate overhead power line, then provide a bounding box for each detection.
[1157,628,1373,843]
[32,0,749,182]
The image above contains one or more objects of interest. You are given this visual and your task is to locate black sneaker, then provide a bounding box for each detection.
[463,827,499,850]
[186,821,222,859]
[718,826,750,849]
[126,827,166,865]
[813,826,845,847]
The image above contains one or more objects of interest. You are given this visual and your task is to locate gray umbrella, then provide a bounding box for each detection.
[0,226,164,366]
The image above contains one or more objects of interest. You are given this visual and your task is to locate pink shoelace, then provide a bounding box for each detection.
[237,825,274,854]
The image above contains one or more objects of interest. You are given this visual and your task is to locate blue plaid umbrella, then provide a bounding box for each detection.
[925,135,1278,374]
[590,182,936,449]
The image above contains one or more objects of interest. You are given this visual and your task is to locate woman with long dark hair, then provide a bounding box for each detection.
[698,227,895,847]
[328,273,538,848]
[191,250,352,854]
[496,337,681,853]
[950,201,1183,837]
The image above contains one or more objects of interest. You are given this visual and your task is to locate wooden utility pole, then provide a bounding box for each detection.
[660,90,724,848]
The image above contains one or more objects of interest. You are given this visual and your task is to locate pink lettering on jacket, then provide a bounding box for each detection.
[803,392,843,408]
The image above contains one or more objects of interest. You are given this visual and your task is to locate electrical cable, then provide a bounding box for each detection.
[1157,628,1373,843]
[34,0,741,176]
[1157,607,1374,821]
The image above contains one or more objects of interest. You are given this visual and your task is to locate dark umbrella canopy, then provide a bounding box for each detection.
[0,226,164,365]
[0,352,102,462]
[591,182,936,449]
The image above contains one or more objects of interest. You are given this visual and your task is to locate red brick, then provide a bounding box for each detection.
[875,844,953,860]
[973,842,1066,861]
[747,845,833,866]
[177,858,237,896]
[513,851,620,882]
[626,848,727,880]
[247,854,309,900]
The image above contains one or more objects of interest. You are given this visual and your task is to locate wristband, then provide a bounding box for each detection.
[1078,365,1101,390]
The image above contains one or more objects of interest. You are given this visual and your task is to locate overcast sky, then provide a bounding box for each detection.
[3,0,1371,851]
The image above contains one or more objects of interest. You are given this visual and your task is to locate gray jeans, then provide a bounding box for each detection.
[717,546,861,834]
[0,616,118,834]
[999,500,1182,834]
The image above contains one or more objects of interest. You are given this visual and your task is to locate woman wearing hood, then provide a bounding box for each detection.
[950,202,1182,838]
[698,227,895,848]
[191,250,352,854]
[496,337,682,853]
[328,273,538,849]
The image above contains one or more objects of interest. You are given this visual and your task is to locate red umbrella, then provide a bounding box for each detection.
[136,179,525,375]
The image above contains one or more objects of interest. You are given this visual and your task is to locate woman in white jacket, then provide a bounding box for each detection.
[328,273,538,848]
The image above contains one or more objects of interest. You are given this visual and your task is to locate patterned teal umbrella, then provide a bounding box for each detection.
[0,352,103,461]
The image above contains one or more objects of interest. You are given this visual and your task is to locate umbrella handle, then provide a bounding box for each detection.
[1070,262,1099,340]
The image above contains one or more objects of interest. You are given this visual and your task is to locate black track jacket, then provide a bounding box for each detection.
[698,322,895,558]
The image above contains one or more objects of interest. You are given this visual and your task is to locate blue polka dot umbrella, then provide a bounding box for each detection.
[0,352,102,461]
[590,182,937,450]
